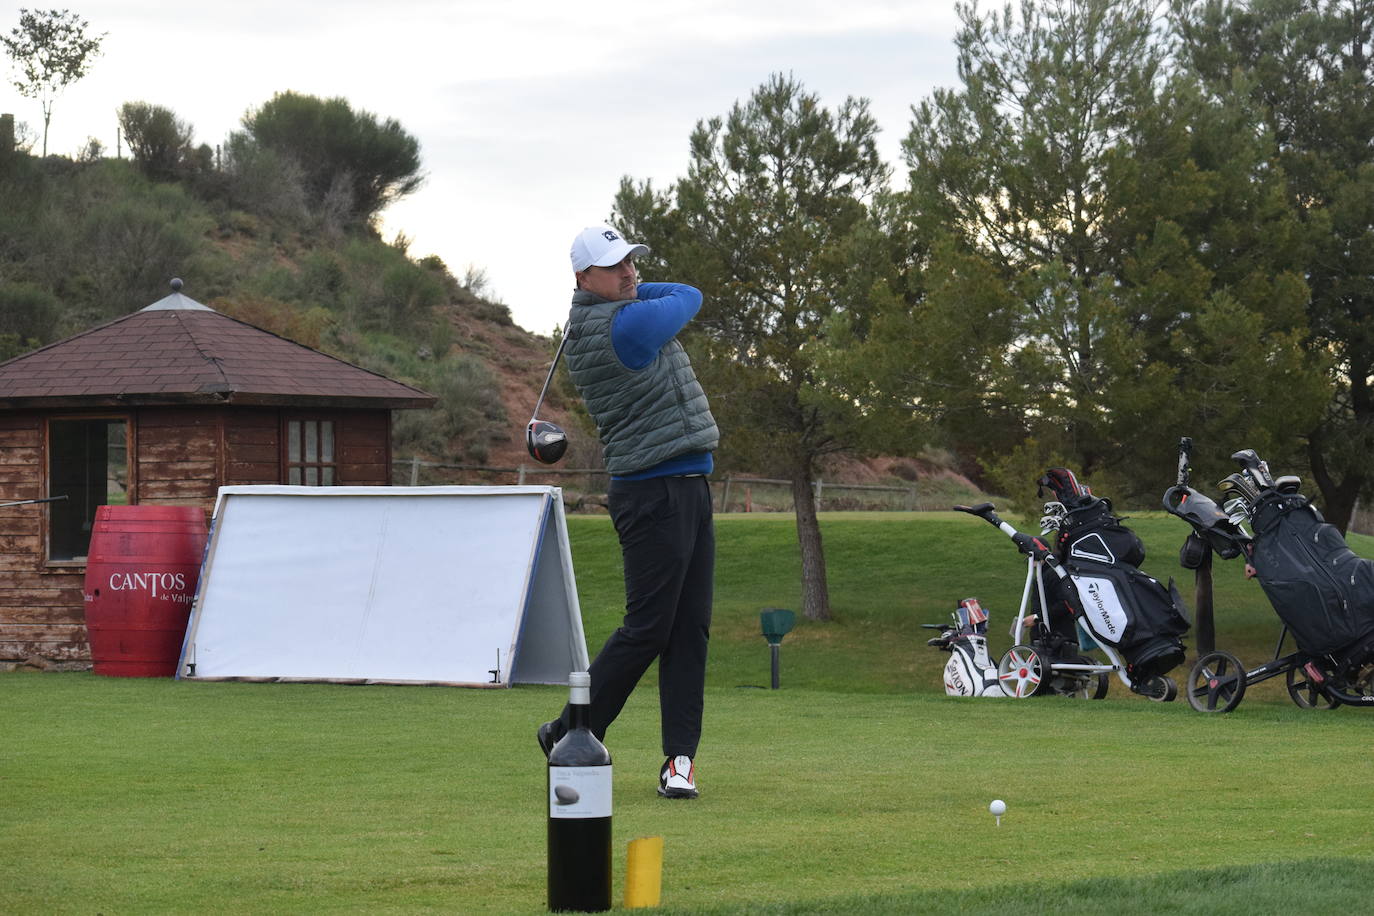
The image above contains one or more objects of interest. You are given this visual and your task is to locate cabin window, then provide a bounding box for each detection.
[285,419,336,486]
[47,417,129,562]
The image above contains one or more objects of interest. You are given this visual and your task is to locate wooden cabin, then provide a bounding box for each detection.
[0,281,435,663]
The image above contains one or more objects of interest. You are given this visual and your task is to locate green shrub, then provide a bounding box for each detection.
[0,280,58,341]
[69,199,211,318]
[0,332,39,361]
[214,294,333,350]
[240,91,422,226]
[218,130,309,228]
[118,102,195,181]
[391,355,508,462]
[380,261,445,328]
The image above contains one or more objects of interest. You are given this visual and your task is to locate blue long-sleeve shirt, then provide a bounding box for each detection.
[611,282,702,369]
[608,282,714,480]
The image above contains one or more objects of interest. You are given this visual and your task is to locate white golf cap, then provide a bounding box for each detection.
[570,224,650,272]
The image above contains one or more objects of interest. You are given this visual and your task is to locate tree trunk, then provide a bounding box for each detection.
[1307,434,1363,535]
[41,102,52,158]
[791,469,831,621]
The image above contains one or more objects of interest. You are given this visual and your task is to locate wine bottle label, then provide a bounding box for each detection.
[548,765,612,819]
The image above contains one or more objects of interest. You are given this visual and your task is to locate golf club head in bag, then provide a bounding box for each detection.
[1231,448,1276,489]
[1040,501,1068,534]
[526,419,568,465]
[1218,472,1261,518]
[956,597,989,635]
[1037,467,1092,506]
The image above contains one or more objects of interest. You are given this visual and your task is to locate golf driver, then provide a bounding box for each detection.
[526,329,570,464]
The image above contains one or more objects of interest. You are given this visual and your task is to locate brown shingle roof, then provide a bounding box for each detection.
[0,292,435,409]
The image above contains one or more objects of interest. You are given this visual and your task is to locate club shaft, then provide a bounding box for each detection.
[530,330,570,421]
[0,495,67,507]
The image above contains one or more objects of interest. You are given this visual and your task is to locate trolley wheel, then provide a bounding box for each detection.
[997,645,1046,698]
[1186,651,1247,713]
[1286,664,1340,710]
[1059,655,1109,699]
[1147,675,1179,703]
[1347,661,1374,697]
[1089,668,1110,700]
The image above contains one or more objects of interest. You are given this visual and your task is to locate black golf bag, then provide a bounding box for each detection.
[1037,468,1190,682]
[1248,490,1374,662]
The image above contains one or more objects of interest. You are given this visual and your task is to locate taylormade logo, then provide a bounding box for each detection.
[1084,581,1118,636]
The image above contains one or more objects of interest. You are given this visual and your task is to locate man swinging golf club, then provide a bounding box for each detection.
[537,223,719,800]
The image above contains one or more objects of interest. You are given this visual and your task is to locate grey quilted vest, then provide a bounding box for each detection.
[565,291,719,475]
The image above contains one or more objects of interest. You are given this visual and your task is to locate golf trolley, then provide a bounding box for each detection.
[1164,443,1374,713]
[953,500,1182,702]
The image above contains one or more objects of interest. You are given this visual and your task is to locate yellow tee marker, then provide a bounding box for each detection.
[623,836,663,908]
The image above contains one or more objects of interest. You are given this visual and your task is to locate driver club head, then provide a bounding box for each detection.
[526,419,568,465]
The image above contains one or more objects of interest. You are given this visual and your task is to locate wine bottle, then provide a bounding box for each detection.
[547,671,612,912]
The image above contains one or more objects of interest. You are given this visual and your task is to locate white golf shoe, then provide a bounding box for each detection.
[658,755,698,799]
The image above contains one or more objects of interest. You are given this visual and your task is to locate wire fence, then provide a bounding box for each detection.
[388,458,1374,532]
[388,458,949,513]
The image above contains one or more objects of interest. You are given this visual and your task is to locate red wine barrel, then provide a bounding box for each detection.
[82,505,208,677]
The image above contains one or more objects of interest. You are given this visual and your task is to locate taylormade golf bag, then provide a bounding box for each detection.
[1217,451,1374,663]
[1037,468,1190,682]
[925,598,1005,697]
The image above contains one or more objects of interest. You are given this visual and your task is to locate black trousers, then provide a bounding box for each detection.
[561,475,714,758]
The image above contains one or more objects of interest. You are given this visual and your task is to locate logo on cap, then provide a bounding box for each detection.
[602,230,620,242]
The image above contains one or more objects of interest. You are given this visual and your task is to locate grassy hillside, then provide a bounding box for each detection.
[0,153,577,468]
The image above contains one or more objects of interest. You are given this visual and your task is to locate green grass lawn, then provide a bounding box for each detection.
[576,510,1374,701]
[4,510,1373,913]
[5,676,1374,914]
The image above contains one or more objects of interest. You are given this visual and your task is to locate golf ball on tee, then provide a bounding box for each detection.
[989,800,1007,816]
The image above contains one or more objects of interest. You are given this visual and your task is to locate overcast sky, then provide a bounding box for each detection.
[4,0,963,336]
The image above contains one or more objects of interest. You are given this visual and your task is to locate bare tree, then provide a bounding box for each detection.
[1,8,105,156]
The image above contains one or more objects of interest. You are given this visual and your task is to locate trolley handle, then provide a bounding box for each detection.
[953,503,1061,572]
[1176,437,1192,488]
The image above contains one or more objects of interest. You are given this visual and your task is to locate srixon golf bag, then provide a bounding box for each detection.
[1246,485,1374,662]
[1037,468,1190,683]
[926,598,1004,697]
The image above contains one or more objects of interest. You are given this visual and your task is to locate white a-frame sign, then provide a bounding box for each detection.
[179,486,590,686]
